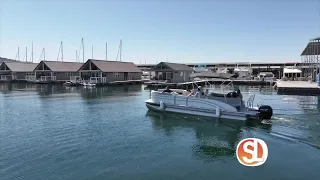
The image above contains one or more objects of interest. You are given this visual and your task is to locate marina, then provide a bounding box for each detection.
[1,83,320,179]
[0,37,319,95]
[2,1,320,179]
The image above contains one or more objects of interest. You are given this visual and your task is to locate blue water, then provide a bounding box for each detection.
[0,83,320,180]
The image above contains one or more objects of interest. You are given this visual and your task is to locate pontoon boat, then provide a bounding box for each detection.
[145,81,273,122]
[82,82,96,87]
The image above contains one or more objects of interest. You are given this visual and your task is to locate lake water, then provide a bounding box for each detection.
[1,83,320,180]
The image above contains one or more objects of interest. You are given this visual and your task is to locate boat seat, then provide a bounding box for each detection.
[209,92,225,97]
[210,91,240,98]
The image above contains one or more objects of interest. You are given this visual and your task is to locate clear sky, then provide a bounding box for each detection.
[0,0,319,64]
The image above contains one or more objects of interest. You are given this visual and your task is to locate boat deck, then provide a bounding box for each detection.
[276,80,320,95]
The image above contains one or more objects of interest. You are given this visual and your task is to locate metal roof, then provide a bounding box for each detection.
[1,62,38,72]
[0,57,17,63]
[301,42,320,56]
[39,61,84,72]
[153,62,194,71]
[88,59,142,73]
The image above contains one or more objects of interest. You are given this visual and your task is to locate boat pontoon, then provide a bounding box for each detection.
[145,80,273,122]
[82,81,96,87]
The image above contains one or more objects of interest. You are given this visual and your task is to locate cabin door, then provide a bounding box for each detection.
[124,72,128,81]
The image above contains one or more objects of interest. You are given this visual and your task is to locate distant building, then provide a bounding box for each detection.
[78,59,142,83]
[151,62,194,83]
[0,62,37,81]
[34,61,83,81]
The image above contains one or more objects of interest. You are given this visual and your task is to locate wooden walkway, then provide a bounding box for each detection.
[276,81,318,88]
[276,80,320,95]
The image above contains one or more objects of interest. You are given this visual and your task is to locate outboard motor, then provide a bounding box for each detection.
[258,105,273,120]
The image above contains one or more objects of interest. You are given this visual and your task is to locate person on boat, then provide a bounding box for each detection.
[188,86,204,97]
[162,86,173,93]
[196,86,205,97]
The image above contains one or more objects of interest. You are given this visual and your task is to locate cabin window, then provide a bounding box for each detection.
[113,72,120,77]
[65,72,72,76]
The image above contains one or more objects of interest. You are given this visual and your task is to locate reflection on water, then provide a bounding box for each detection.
[0,83,143,99]
[146,110,267,161]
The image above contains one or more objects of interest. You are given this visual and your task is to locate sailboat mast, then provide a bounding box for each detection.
[25,47,28,62]
[61,41,64,62]
[82,38,84,62]
[92,45,93,59]
[120,39,122,62]
[106,43,107,60]
[32,41,34,62]
[15,47,20,61]
[76,50,78,62]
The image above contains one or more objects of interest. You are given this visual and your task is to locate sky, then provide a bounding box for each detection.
[0,0,319,64]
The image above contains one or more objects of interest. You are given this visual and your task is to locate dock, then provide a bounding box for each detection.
[145,79,275,89]
[276,81,320,95]
[107,80,144,86]
[0,79,144,86]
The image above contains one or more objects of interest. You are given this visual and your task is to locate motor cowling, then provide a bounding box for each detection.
[258,105,273,120]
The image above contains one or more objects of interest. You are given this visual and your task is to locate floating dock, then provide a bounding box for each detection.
[145,79,275,89]
[276,81,320,95]
[107,80,144,86]
[0,79,144,86]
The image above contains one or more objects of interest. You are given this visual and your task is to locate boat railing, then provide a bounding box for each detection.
[246,94,255,109]
[220,79,234,93]
[40,76,56,81]
[151,91,238,112]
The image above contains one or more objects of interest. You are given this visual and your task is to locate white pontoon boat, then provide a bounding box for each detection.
[145,80,273,122]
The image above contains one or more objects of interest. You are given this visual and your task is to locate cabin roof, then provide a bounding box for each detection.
[88,59,142,73]
[301,42,320,56]
[2,62,38,72]
[0,57,18,63]
[153,62,194,71]
[39,61,84,72]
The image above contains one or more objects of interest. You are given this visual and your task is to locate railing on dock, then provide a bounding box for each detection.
[26,75,36,81]
[89,77,107,83]
[0,75,12,80]
[40,76,56,81]
[70,76,81,82]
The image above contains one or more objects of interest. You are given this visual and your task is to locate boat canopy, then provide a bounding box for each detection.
[234,68,251,72]
[283,68,302,74]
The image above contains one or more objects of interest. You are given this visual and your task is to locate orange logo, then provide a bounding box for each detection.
[236,138,268,166]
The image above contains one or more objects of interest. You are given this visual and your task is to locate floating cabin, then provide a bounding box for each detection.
[151,62,194,83]
[78,59,142,83]
[34,61,83,82]
[0,62,38,81]
[300,37,320,81]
